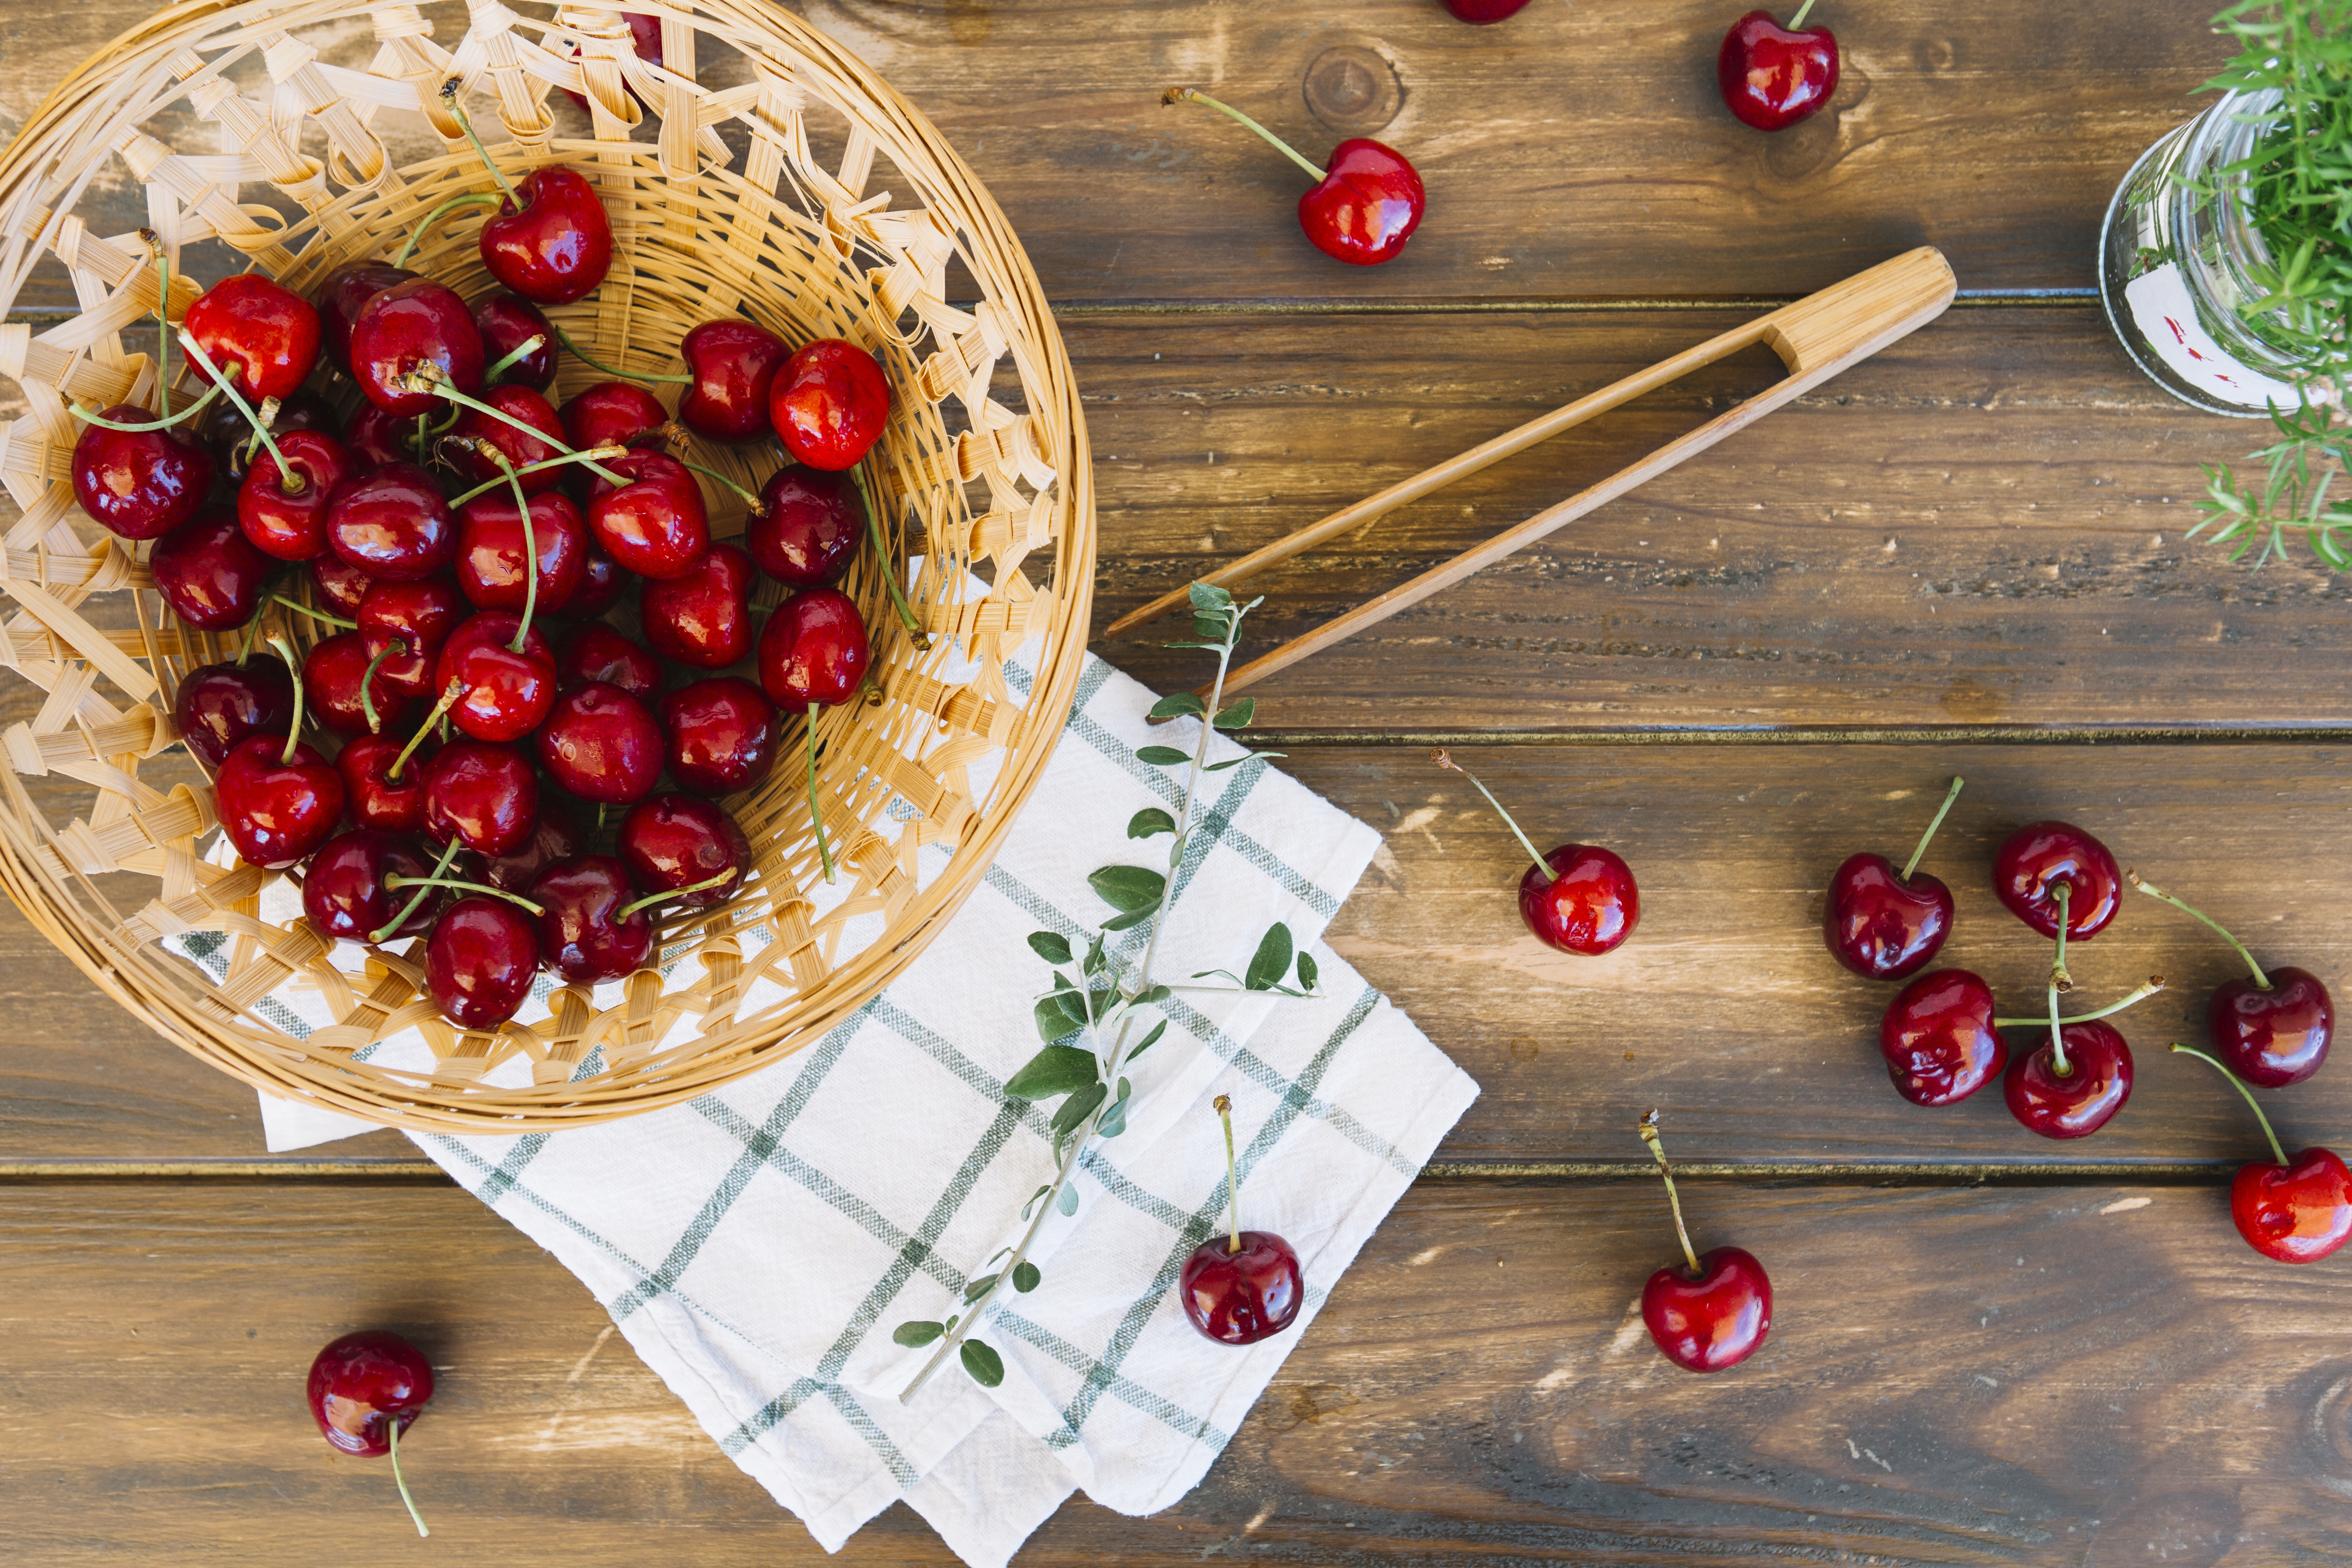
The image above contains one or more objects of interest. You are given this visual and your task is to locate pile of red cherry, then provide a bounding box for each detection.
[79,80,899,1033]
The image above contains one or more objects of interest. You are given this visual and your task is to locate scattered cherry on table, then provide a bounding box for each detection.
[1718,2,1840,132]
[1823,775,1963,980]
[1431,750,1637,956]
[1163,86,1424,266]
[2130,870,2333,1087]
[2171,1043,2352,1263]
[307,1329,434,1537]
[1880,969,2005,1107]
[1638,1111,1771,1373]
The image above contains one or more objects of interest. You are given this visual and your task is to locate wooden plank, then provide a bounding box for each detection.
[3,2,2223,311]
[4,1178,2347,1563]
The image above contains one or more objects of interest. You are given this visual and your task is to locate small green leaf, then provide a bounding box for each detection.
[1296,951,1320,993]
[961,1340,1006,1387]
[1020,1183,1052,1220]
[1147,692,1205,719]
[1126,1019,1169,1062]
[1032,993,1086,1044]
[1057,1184,1081,1215]
[1207,751,1284,771]
[1012,1261,1041,1293]
[1027,931,1073,965]
[1135,744,1191,766]
[962,1272,1001,1304]
[893,1320,944,1347]
[1245,923,1295,992]
[1191,614,1228,640]
[1049,1081,1108,1139]
[1006,1043,1098,1100]
[1089,864,1167,912]
[1131,983,1171,1008]
[1100,907,1154,932]
[1127,807,1177,840]
[1212,698,1256,730]
[1097,1097,1128,1138]
[1189,580,1234,611]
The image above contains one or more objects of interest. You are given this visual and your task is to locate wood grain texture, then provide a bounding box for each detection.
[6,1179,2351,1565]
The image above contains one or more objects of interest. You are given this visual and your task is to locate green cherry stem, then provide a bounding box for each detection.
[1214,1093,1242,1254]
[482,448,540,651]
[150,233,170,417]
[1900,775,1965,882]
[1996,975,2166,1029]
[806,704,836,884]
[68,379,226,431]
[386,1415,430,1539]
[484,332,548,384]
[1431,748,1554,884]
[438,80,522,208]
[2045,981,2070,1077]
[266,635,307,766]
[1788,0,1819,27]
[2128,869,2271,990]
[235,612,262,668]
[360,639,406,735]
[383,874,544,916]
[176,330,294,482]
[673,458,763,510]
[445,446,628,508]
[387,678,465,783]
[544,317,692,384]
[2051,881,2074,994]
[616,871,734,919]
[852,465,928,644]
[2171,1043,2290,1166]
[1161,87,1327,181]
[271,594,356,630]
[392,189,504,272]
[1639,1110,1703,1278]
[405,372,628,487]
[369,837,462,945]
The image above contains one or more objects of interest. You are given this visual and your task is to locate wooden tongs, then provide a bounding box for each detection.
[1110,246,1957,709]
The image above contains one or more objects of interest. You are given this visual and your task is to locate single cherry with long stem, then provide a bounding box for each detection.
[1163,87,1425,266]
[1638,1112,1772,1373]
[2172,1043,2352,1263]
[1431,750,1638,956]
[214,638,346,868]
[1823,776,1963,980]
[307,1330,433,1537]
[1178,1093,1303,1345]
[441,80,615,305]
[2130,870,2333,1087]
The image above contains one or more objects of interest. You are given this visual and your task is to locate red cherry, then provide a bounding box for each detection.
[679,320,788,443]
[1719,7,1840,132]
[758,586,870,709]
[328,463,458,581]
[531,854,654,983]
[150,512,271,631]
[1444,0,1532,18]
[348,278,485,417]
[568,542,629,619]
[1879,970,2004,1106]
[182,273,321,402]
[560,381,669,453]
[771,339,890,471]
[305,630,416,737]
[1825,855,1953,981]
[302,830,445,943]
[2235,1148,2352,1264]
[71,408,213,540]
[618,793,750,907]
[1433,751,1635,956]
[455,490,587,614]
[1180,1231,1303,1344]
[310,552,377,619]
[1298,139,1424,266]
[315,263,416,375]
[661,676,778,796]
[585,450,709,579]
[2004,1020,2135,1139]
[342,402,416,469]
[308,1328,434,1458]
[562,12,663,113]
[1642,1247,1774,1373]
[436,613,556,741]
[536,681,664,804]
[747,467,862,588]
[338,731,434,834]
[2128,871,2331,1088]
[237,429,352,562]
[480,166,615,306]
[641,542,756,668]
[472,291,557,391]
[174,659,296,772]
[556,624,660,702]
[203,388,333,487]
[1992,820,2122,942]
[453,384,567,494]
[424,738,540,856]
[216,732,345,868]
[481,804,584,894]
[426,894,542,1027]
[359,576,468,699]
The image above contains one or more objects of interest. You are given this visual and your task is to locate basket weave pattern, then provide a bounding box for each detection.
[0,1,1093,1130]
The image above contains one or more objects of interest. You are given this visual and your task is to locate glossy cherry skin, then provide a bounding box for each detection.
[662,677,778,796]
[642,542,756,668]
[759,587,870,709]
[2004,1021,2135,1139]
[436,613,557,742]
[2210,969,2333,1088]
[1879,969,2005,1106]
[328,463,457,581]
[748,467,861,588]
[455,490,587,615]
[304,630,416,737]
[454,384,567,495]
[619,794,750,908]
[311,553,376,619]
[1992,821,2122,941]
[72,408,213,540]
[348,277,485,417]
[569,543,629,619]
[301,830,441,943]
[150,513,271,631]
[182,273,320,402]
[176,660,298,773]
[423,739,539,856]
[2233,1148,2352,1264]
[203,387,333,487]
[1823,853,1952,981]
[237,429,351,562]
[679,319,788,443]
[1519,844,1638,957]
[1641,1246,1772,1374]
[483,805,583,893]
[560,381,669,453]
[307,1330,433,1458]
[426,894,542,1028]
[216,733,345,868]
[1719,10,1839,132]
[1179,1231,1303,1344]
[315,263,417,376]
[1300,139,1424,267]
[359,576,468,699]
[772,339,890,471]
[1444,0,1532,18]
[563,11,663,113]
[342,402,415,469]
[481,166,615,306]
[536,681,664,804]
[556,624,660,702]
[531,854,654,983]
[473,291,557,391]
[586,451,709,579]
[337,731,434,834]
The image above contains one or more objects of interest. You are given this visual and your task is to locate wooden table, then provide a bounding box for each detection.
[8,1,2352,1561]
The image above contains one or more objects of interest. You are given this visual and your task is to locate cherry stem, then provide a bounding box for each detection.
[545,317,693,383]
[2128,870,2270,990]
[438,80,522,208]
[235,613,261,668]
[386,1416,430,1539]
[410,374,630,488]
[1638,1111,1702,1277]
[266,635,306,766]
[2046,981,2071,1077]
[370,838,462,944]
[271,594,356,630]
[388,678,464,782]
[2050,881,2074,994]
[1788,0,1819,26]
[142,230,172,419]
[672,458,763,509]
[360,638,406,734]
[485,333,548,384]
[1996,975,2166,1029]
[68,379,226,431]
[807,703,836,884]
[853,466,930,645]
[392,188,503,272]
[1899,775,1965,882]
[1162,87,1328,182]
[446,446,628,508]
[1214,1092,1242,1255]
[2170,1043,2290,1166]
[175,331,291,480]
[617,870,733,919]
[385,874,544,916]
[1430,749,1553,884]
[485,449,539,651]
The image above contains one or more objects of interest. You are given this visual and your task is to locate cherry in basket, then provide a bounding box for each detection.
[771,339,891,470]
[760,587,872,883]
[441,81,614,306]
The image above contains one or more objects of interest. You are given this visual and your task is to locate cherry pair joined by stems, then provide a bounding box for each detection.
[1429,750,1638,956]
[307,1330,433,1537]
[1180,1094,1303,1344]
[1719,2,1839,132]
[1639,1112,1771,1373]
[1823,776,1962,980]
[2171,1044,2352,1264]
[2130,871,2333,1087]
[1163,87,1425,267]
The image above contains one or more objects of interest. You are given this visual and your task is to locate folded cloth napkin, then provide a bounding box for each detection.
[222,653,1478,1566]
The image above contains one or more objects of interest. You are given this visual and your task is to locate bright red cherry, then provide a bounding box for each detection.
[238,428,351,562]
[359,576,468,700]
[342,402,415,469]
[556,624,660,701]
[482,805,583,894]
[586,450,709,579]
[1444,0,1532,18]
[568,542,629,619]
[348,278,485,417]
[424,738,539,856]
[2129,871,2332,1088]
[175,659,296,772]
[426,893,542,1028]
[71,408,213,540]
[479,166,615,306]
[436,613,556,741]
[641,542,756,668]
[302,830,445,943]
[560,381,669,453]
[452,385,567,495]
[1638,1112,1770,1373]
[182,273,320,403]
[338,730,434,834]
[455,490,587,615]
[680,319,788,443]
[2005,1020,2135,1140]
[562,12,663,113]
[536,681,664,804]
[1431,750,1636,957]
[2171,1043,2352,1264]
[771,338,890,471]
[310,553,376,619]
[150,512,271,631]
[748,467,862,588]
[1164,88,1424,267]
[1993,820,2122,943]
[531,854,655,983]
[662,677,778,796]
[1823,776,1962,980]
[759,586,870,709]
[472,291,556,391]
[1719,5,1839,132]
[315,263,416,375]
[1179,1094,1302,1345]
[619,793,750,908]
[1880,969,2004,1106]
[217,731,345,869]
[328,463,457,581]
[304,629,415,737]
[306,1329,433,1536]
[204,387,333,486]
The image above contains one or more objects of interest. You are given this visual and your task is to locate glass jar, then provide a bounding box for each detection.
[2099,88,2315,417]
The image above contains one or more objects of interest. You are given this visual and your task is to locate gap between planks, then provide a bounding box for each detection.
[1240,725,2352,748]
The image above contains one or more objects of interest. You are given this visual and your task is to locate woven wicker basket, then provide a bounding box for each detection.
[0,0,1093,1131]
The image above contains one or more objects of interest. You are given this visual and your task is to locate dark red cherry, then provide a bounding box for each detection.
[1824,854,1952,981]
[307,1329,433,1459]
[562,12,663,113]
[758,586,869,709]
[341,402,415,469]
[2212,969,2334,1088]
[585,450,709,579]
[1641,1246,1772,1374]
[358,576,468,699]
[1298,139,1424,266]
[304,630,415,737]
[455,490,587,614]
[556,624,660,702]
[216,732,344,867]
[311,552,376,619]
[679,319,788,443]
[237,428,352,562]
[1444,0,1532,19]
[327,462,457,581]
[1719,8,1840,133]
[1519,844,1638,957]
[423,738,539,856]
[348,278,485,417]
[302,829,443,943]
[531,854,654,983]
[203,388,333,486]
[150,512,270,631]
[472,291,557,391]
[1993,821,2122,941]
[426,894,542,1028]
[1879,969,2004,1107]
[315,263,417,376]
[2234,1148,2352,1264]
[771,338,890,471]
[480,166,615,306]
[71,408,214,540]
[338,731,434,834]
[481,804,583,893]
[560,380,669,453]
[568,542,628,619]
[182,273,320,403]
[174,658,295,771]
[619,793,750,908]
[661,677,778,796]
[453,384,566,494]
[535,681,664,804]
[1180,1231,1303,1345]
[2004,1020,2134,1139]
[747,467,862,588]
[436,613,556,742]
[641,542,755,668]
